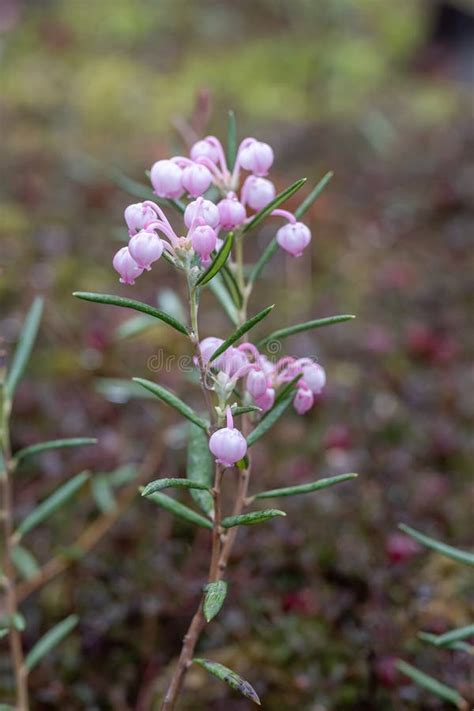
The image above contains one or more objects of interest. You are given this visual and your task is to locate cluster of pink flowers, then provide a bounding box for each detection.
[113,135,313,284]
[200,336,326,466]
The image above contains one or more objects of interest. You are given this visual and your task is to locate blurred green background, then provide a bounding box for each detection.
[1,0,473,709]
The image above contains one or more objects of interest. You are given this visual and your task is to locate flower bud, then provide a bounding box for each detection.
[244,176,276,211]
[190,138,220,164]
[124,202,157,235]
[239,140,274,176]
[301,362,326,394]
[293,386,314,415]
[191,225,217,264]
[255,387,275,412]
[128,230,164,270]
[218,196,246,229]
[276,221,311,257]
[112,246,144,285]
[209,411,247,467]
[246,369,268,399]
[199,337,225,367]
[181,163,212,197]
[150,160,183,199]
[222,347,248,378]
[184,199,220,229]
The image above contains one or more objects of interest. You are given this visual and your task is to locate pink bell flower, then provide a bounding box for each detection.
[190,138,221,164]
[293,386,314,415]
[124,202,157,236]
[218,195,246,229]
[209,408,247,467]
[246,369,268,399]
[239,139,274,176]
[243,176,276,211]
[184,199,220,229]
[255,387,275,412]
[112,246,144,285]
[181,163,213,197]
[276,221,312,257]
[300,361,326,394]
[222,347,248,378]
[128,230,164,270]
[150,160,183,199]
[191,225,217,265]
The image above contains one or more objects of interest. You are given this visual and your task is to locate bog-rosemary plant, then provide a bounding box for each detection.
[74,113,357,709]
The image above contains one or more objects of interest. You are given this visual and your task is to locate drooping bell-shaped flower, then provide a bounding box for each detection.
[112,246,144,285]
[184,199,220,229]
[246,368,268,399]
[243,176,276,211]
[293,386,314,415]
[124,202,157,236]
[181,163,213,197]
[199,337,224,365]
[128,230,164,270]
[239,140,274,176]
[255,387,275,412]
[190,138,220,164]
[301,361,326,394]
[222,347,248,378]
[150,160,183,199]
[218,195,246,229]
[209,409,247,467]
[191,225,217,265]
[276,221,311,257]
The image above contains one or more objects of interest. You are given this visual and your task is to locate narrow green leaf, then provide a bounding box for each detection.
[258,314,355,348]
[210,305,274,362]
[398,524,474,567]
[144,491,212,529]
[193,658,260,705]
[25,615,79,672]
[227,110,237,170]
[243,178,306,234]
[220,264,243,308]
[208,274,240,326]
[73,292,189,336]
[249,171,333,283]
[6,297,44,399]
[91,475,116,513]
[11,545,40,580]
[434,624,474,647]
[396,660,467,708]
[294,170,333,220]
[221,509,286,528]
[247,393,293,447]
[231,405,262,416]
[196,232,234,286]
[142,478,210,497]
[187,424,214,516]
[254,473,358,500]
[418,632,473,654]
[203,580,228,622]
[16,472,90,538]
[107,166,185,214]
[14,438,97,464]
[132,378,209,431]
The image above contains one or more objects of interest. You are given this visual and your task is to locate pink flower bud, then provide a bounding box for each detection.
[124,202,157,235]
[128,230,164,270]
[190,138,220,164]
[255,387,275,412]
[218,196,246,229]
[199,336,224,365]
[276,222,311,257]
[112,246,144,285]
[150,160,183,199]
[301,362,326,394]
[184,199,220,229]
[239,140,274,176]
[293,386,314,415]
[222,347,248,378]
[191,225,217,264]
[244,176,276,211]
[246,369,268,399]
[209,409,247,467]
[181,163,212,197]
